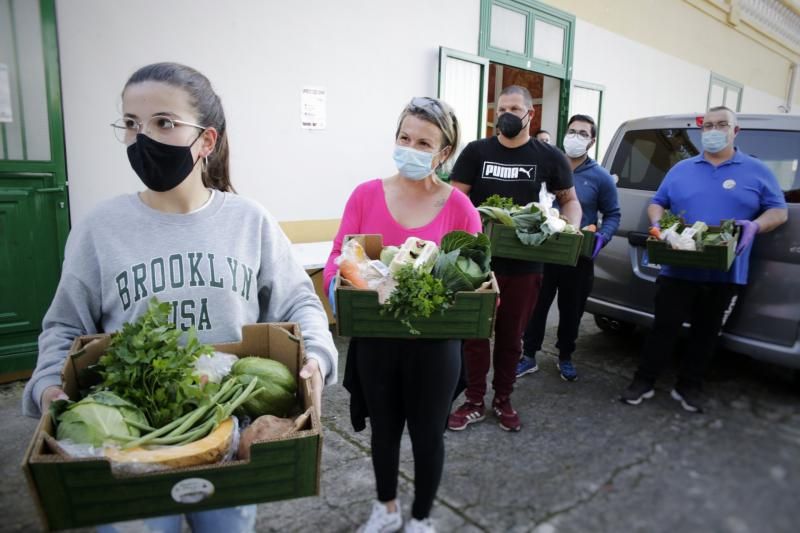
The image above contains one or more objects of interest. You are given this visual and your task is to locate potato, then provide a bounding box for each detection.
[238,411,311,460]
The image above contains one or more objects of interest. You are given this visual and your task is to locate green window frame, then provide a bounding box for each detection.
[479,0,575,80]
[569,80,604,160]
[707,73,743,112]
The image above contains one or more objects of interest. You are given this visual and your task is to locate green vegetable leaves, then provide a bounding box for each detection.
[95,298,214,428]
[659,209,685,232]
[481,194,519,210]
[55,391,148,446]
[381,264,453,335]
[433,231,492,293]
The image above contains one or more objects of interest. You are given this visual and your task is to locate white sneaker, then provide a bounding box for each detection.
[403,517,436,533]
[357,500,403,533]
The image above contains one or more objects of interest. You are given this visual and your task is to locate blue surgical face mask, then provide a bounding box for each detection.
[701,129,729,154]
[393,145,440,181]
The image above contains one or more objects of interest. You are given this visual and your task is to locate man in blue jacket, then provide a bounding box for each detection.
[517,114,621,381]
[621,106,788,412]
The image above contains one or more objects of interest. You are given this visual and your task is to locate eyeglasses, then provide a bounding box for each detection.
[406,96,454,146]
[110,115,206,145]
[565,129,591,140]
[408,97,445,118]
[701,121,732,132]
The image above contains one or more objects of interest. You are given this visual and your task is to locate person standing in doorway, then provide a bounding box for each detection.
[517,114,620,382]
[620,106,787,412]
[447,85,581,432]
[534,129,552,144]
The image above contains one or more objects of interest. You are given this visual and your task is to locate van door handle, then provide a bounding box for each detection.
[627,231,650,247]
[35,186,65,193]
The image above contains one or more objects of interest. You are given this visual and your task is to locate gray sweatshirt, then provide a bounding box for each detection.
[22,191,338,417]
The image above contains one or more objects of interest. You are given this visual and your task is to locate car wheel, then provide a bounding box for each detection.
[593,314,636,335]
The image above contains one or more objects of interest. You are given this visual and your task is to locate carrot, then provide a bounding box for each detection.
[648,226,661,239]
[338,259,369,289]
[582,224,597,233]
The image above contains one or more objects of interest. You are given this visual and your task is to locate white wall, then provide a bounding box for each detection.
[741,84,800,115]
[570,19,800,163]
[570,19,710,162]
[540,76,560,139]
[56,0,480,225]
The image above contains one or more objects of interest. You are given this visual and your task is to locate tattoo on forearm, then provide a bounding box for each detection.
[554,189,572,204]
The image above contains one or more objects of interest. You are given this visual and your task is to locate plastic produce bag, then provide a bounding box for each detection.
[194,351,239,383]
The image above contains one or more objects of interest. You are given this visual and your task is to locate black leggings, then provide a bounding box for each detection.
[355,338,461,520]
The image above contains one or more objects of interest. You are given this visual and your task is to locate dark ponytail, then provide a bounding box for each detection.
[124,62,235,192]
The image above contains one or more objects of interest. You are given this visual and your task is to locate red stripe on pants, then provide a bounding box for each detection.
[464,272,543,403]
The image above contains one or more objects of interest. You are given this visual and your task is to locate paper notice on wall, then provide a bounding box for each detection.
[301,87,326,129]
[0,64,12,123]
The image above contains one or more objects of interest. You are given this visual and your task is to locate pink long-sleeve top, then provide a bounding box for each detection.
[323,179,482,289]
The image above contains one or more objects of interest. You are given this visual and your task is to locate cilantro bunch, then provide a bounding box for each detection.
[95,298,214,428]
[381,265,454,335]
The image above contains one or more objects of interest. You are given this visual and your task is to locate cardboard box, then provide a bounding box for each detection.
[335,234,499,339]
[485,222,583,266]
[646,225,739,271]
[22,323,322,531]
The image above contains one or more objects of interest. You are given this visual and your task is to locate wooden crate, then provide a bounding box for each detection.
[22,323,321,531]
[646,225,738,271]
[485,222,583,266]
[335,234,498,339]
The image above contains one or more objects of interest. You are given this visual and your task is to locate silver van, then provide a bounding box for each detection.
[586,114,800,369]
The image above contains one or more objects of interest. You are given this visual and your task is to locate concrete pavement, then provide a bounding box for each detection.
[3,315,800,532]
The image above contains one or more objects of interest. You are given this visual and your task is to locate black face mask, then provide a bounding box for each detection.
[496,112,529,138]
[127,134,200,192]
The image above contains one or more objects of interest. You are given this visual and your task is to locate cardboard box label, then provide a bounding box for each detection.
[171,478,215,504]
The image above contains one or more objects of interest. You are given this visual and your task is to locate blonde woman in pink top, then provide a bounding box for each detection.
[324,98,480,533]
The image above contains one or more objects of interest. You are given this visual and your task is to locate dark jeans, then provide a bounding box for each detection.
[635,276,740,390]
[522,257,595,361]
[464,272,543,402]
[355,338,461,520]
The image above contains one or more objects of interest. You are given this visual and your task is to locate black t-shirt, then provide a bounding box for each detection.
[450,136,574,274]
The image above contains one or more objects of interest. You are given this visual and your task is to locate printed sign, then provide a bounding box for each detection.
[301,86,326,129]
[171,478,215,503]
[0,64,12,123]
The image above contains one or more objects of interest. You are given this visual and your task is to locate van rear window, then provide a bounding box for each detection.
[611,128,800,203]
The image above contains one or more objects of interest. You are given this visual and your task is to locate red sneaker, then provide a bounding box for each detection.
[447,401,485,431]
[492,396,521,432]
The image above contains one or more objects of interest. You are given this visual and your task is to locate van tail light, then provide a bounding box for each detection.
[695,116,704,127]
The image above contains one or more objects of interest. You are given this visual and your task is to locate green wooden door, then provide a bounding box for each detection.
[0,0,68,379]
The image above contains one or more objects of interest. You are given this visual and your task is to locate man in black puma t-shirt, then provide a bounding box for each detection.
[447,85,581,432]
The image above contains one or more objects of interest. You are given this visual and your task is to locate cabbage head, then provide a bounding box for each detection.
[55,391,147,446]
[432,231,491,293]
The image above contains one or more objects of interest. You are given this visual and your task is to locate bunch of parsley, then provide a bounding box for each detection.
[381,264,453,335]
[95,298,214,428]
[481,194,519,211]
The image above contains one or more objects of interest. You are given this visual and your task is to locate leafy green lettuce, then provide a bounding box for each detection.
[433,231,492,293]
[54,391,148,446]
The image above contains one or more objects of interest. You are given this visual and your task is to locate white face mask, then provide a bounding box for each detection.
[563,135,591,158]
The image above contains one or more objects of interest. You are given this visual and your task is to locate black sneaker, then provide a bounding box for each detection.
[620,379,655,405]
[671,387,706,413]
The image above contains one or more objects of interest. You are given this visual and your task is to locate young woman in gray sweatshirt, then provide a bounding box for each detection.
[22,62,337,533]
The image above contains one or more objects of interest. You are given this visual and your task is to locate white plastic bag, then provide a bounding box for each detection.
[194,351,239,383]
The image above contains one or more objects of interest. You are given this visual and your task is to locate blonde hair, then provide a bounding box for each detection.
[395,97,460,164]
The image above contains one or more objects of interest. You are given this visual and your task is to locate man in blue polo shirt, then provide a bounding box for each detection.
[621,106,788,413]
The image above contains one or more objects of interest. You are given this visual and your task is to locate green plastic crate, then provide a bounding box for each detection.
[485,222,583,266]
[580,229,596,259]
[646,225,739,271]
[335,234,498,339]
[23,324,322,531]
